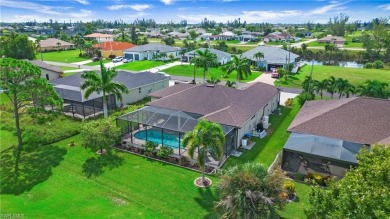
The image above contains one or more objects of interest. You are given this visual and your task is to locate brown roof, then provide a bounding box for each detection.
[288,97,390,145]
[149,83,195,98]
[148,82,279,127]
[39,38,74,48]
[29,60,62,73]
[84,33,113,38]
[92,41,135,51]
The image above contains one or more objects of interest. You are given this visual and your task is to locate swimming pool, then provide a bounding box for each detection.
[134,129,180,149]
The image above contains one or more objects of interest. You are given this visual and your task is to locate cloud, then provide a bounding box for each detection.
[69,9,93,19]
[75,0,89,5]
[308,1,348,15]
[161,0,174,5]
[108,4,151,11]
[1,0,63,15]
[123,12,150,20]
[378,4,390,10]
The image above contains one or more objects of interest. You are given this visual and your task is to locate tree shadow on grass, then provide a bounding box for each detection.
[82,152,124,178]
[194,186,220,219]
[0,145,67,195]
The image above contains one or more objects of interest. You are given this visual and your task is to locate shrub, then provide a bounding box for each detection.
[178,156,190,166]
[157,145,173,158]
[297,92,315,106]
[373,60,384,69]
[143,141,158,153]
[294,172,304,181]
[108,54,116,59]
[284,98,293,107]
[364,62,373,69]
[282,180,296,195]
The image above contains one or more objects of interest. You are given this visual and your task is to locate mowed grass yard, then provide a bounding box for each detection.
[116,60,166,71]
[85,59,112,66]
[39,50,89,63]
[275,65,390,89]
[163,64,262,83]
[222,100,311,219]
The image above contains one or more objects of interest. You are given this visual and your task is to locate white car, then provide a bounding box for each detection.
[112,56,123,63]
[123,58,133,63]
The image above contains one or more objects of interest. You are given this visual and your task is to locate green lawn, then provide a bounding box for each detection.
[59,66,79,71]
[308,40,363,49]
[275,65,390,89]
[278,181,311,219]
[116,60,166,71]
[163,64,261,83]
[0,130,17,152]
[39,50,89,63]
[0,135,218,218]
[85,59,112,66]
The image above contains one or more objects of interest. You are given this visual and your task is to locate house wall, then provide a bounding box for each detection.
[101,50,123,58]
[124,51,181,61]
[41,69,61,81]
[119,79,170,105]
[41,45,74,51]
[236,93,279,147]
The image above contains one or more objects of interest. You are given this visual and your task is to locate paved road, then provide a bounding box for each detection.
[45,60,125,71]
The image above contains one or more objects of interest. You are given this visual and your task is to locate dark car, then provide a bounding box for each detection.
[92,56,101,61]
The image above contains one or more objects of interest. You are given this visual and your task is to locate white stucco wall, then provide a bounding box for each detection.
[119,79,169,105]
[41,69,61,81]
[124,51,181,61]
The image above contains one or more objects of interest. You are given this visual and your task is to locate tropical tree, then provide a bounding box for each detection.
[301,76,315,94]
[179,49,186,63]
[160,52,167,62]
[0,58,62,174]
[81,61,128,118]
[34,39,43,61]
[215,163,285,218]
[191,49,218,83]
[168,53,174,62]
[73,34,86,55]
[161,36,175,46]
[253,51,264,66]
[0,33,36,60]
[336,78,355,98]
[222,55,252,84]
[358,80,389,99]
[326,76,338,99]
[182,119,225,184]
[56,42,62,51]
[305,144,390,219]
[81,119,121,154]
[225,80,236,88]
[313,79,328,99]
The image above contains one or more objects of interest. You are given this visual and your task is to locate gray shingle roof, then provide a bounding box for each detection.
[124,43,181,53]
[50,71,170,102]
[29,60,62,73]
[185,48,232,60]
[241,46,299,64]
[288,97,390,145]
[149,83,195,98]
[148,82,279,127]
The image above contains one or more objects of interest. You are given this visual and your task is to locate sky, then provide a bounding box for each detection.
[0,0,389,24]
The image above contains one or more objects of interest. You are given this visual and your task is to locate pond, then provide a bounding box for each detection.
[302,60,364,68]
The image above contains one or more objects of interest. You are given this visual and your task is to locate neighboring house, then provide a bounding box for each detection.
[36,29,55,35]
[282,97,390,178]
[317,36,346,45]
[147,29,165,38]
[93,41,136,58]
[166,31,189,39]
[150,82,279,150]
[302,31,312,37]
[266,32,292,42]
[241,46,299,70]
[123,43,181,61]
[39,38,74,51]
[220,31,236,40]
[182,48,232,64]
[238,34,257,42]
[84,33,114,42]
[29,60,63,80]
[50,71,170,119]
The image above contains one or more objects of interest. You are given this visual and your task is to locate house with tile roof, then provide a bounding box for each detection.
[39,38,74,51]
[84,33,114,42]
[241,46,299,71]
[93,41,136,58]
[282,97,390,178]
[116,82,280,162]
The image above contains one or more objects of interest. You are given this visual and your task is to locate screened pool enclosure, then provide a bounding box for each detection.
[116,106,237,162]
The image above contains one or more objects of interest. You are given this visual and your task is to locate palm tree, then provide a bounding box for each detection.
[179,49,186,63]
[56,42,62,51]
[81,61,128,118]
[358,80,389,99]
[222,55,252,84]
[313,79,328,99]
[182,119,225,184]
[301,76,314,94]
[35,39,43,61]
[168,53,174,62]
[253,51,264,67]
[336,78,355,98]
[191,49,218,83]
[73,34,85,55]
[160,52,167,62]
[327,76,337,99]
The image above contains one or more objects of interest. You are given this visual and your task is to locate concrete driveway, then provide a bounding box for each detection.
[146,61,189,73]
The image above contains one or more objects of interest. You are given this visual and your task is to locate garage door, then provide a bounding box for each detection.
[135,54,140,60]
[124,53,133,59]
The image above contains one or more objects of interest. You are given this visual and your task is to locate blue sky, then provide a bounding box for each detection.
[1,0,389,24]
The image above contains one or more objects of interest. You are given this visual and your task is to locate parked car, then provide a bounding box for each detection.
[91,56,101,62]
[112,56,123,63]
[271,72,280,78]
[123,58,133,63]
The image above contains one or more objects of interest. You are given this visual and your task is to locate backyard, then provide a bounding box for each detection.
[85,59,112,66]
[116,60,166,71]
[163,64,262,83]
[39,50,89,63]
[274,65,390,89]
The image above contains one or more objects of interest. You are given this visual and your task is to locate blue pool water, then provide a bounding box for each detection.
[134,129,180,149]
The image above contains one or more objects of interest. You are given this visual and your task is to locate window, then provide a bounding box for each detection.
[139,88,141,94]
[46,74,49,80]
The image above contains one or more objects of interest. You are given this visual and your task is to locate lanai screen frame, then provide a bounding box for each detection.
[116,106,236,157]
